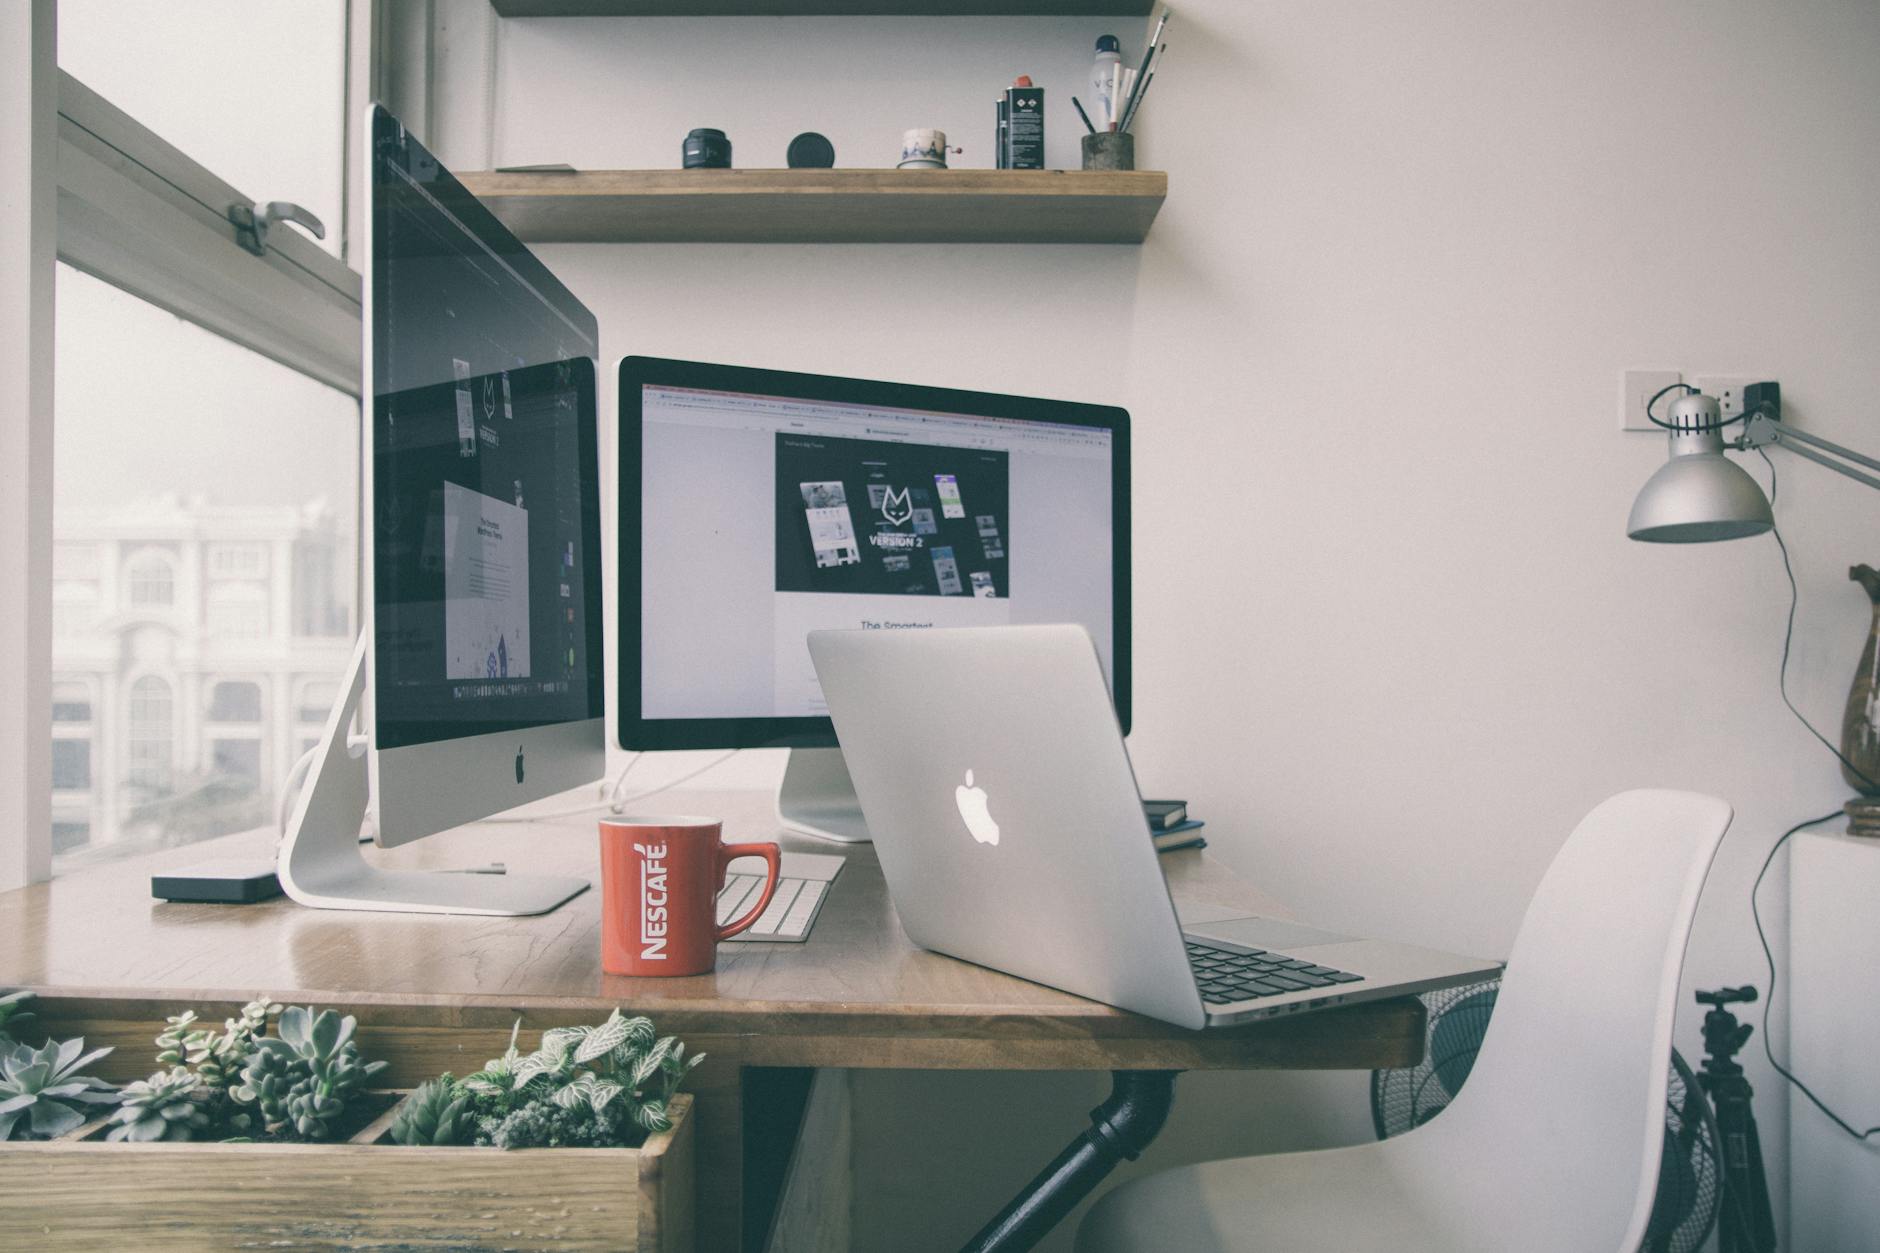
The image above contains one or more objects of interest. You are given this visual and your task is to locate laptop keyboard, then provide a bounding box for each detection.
[1184,937,1364,1006]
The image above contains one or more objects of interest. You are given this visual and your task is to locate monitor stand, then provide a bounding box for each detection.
[776,747,872,844]
[277,637,590,916]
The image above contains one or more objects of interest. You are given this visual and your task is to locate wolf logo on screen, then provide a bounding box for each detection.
[879,485,913,527]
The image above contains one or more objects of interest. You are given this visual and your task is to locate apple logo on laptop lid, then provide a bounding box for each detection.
[955,770,1000,846]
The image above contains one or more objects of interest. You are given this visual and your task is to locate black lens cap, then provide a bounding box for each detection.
[787,132,836,169]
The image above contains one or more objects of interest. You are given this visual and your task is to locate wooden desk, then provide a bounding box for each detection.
[0,790,1422,1252]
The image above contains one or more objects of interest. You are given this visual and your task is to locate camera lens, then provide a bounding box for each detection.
[682,128,731,169]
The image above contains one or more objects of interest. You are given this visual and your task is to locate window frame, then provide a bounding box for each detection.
[2,0,380,887]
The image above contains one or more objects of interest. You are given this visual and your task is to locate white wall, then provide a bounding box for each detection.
[433,2,1880,1247]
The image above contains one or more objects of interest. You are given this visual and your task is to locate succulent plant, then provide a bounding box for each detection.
[0,1037,118,1141]
[388,1075,478,1147]
[232,1005,386,1141]
[231,1039,295,1126]
[156,997,280,1096]
[105,1067,212,1142]
[0,990,34,1044]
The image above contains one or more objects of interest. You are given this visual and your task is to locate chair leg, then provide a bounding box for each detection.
[959,1070,1180,1253]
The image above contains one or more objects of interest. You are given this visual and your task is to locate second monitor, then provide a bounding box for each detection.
[617,357,1130,842]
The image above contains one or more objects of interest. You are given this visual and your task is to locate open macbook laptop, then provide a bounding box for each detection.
[807,624,1502,1030]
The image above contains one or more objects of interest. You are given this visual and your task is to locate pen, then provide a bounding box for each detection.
[1072,95,1097,134]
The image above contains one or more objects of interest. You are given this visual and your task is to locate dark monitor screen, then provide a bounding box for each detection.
[368,106,604,750]
[617,357,1131,751]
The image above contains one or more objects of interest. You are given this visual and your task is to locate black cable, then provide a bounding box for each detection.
[1750,809,1880,1141]
[1645,381,1751,432]
[1756,450,1878,793]
[1746,447,1880,1141]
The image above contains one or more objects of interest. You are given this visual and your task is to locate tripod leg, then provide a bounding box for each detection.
[1737,1105,1777,1252]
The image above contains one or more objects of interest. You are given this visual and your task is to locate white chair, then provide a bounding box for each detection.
[1077,789,1733,1253]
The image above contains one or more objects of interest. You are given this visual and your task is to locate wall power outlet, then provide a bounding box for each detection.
[1621,369,1682,432]
[1690,376,1773,422]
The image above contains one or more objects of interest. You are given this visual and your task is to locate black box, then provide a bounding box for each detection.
[1006,85,1045,169]
[151,860,283,904]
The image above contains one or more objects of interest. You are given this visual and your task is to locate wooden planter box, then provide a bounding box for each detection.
[0,1090,693,1252]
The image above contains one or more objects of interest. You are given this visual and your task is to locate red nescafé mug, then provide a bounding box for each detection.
[598,816,781,977]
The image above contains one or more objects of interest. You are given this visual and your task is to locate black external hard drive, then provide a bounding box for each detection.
[151,860,284,905]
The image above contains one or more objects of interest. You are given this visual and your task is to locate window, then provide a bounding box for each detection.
[208,544,268,578]
[51,740,91,792]
[51,682,92,723]
[126,675,174,792]
[126,551,175,608]
[51,268,357,872]
[209,681,264,723]
[23,4,367,882]
[57,1,347,258]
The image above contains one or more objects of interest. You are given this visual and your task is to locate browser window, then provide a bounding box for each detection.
[639,385,1115,720]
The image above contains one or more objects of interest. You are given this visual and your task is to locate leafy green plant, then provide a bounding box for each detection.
[430,1009,702,1150]
[0,990,34,1044]
[387,1075,477,1147]
[0,1037,118,1140]
[231,1005,387,1141]
[104,1067,212,1143]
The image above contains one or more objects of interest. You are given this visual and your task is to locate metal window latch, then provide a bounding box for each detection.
[227,200,326,256]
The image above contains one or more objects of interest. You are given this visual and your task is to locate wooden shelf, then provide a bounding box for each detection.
[455,168,1166,244]
[492,1,1154,16]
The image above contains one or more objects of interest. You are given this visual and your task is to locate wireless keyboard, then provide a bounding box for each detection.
[718,851,844,943]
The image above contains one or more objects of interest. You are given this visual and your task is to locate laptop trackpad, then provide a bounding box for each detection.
[1191,917,1358,951]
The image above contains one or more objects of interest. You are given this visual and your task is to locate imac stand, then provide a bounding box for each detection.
[277,637,590,916]
[776,747,873,844]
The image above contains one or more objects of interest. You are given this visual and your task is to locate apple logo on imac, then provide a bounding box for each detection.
[514,747,525,785]
[954,770,1000,846]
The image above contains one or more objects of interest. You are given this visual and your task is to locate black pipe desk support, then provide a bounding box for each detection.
[960,1070,1180,1253]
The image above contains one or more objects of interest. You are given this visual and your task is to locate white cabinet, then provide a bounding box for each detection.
[1788,831,1880,1252]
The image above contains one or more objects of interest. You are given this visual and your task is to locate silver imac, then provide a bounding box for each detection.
[615,357,1131,843]
[277,105,604,915]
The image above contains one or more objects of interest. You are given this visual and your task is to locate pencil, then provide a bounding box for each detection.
[1071,95,1097,134]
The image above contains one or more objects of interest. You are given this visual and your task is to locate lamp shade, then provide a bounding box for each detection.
[1626,447,1774,542]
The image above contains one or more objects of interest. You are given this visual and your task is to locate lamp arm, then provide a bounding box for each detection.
[1739,411,1880,494]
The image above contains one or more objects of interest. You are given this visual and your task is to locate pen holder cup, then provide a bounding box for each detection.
[1081,132,1136,171]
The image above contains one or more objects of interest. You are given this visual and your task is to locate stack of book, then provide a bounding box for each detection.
[1144,798,1205,853]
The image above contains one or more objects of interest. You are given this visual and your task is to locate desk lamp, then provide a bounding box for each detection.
[1626,381,1880,831]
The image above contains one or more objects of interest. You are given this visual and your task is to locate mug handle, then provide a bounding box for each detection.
[716,842,782,940]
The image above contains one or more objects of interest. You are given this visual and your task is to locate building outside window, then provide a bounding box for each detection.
[52,495,352,863]
[206,582,270,639]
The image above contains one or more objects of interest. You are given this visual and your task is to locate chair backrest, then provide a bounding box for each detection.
[1388,789,1732,1251]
